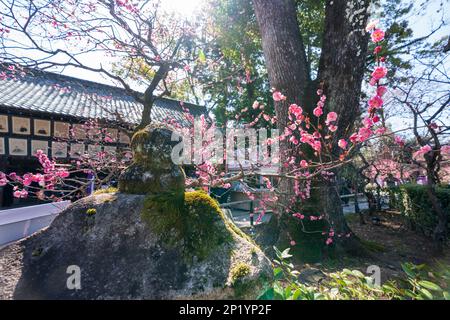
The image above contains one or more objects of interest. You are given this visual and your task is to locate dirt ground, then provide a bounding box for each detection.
[298,210,450,284]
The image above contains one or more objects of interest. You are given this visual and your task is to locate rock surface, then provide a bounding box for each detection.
[0,193,271,299]
[118,123,185,195]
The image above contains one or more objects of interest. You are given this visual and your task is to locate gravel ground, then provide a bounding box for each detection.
[0,243,23,300]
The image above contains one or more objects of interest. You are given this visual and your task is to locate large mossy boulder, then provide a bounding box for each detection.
[10,191,271,299]
[5,124,272,299]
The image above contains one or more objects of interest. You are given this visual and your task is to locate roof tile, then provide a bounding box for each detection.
[0,68,205,127]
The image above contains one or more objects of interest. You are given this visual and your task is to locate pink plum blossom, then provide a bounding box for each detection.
[441,145,450,155]
[368,95,383,109]
[377,86,387,97]
[272,91,286,102]
[371,29,385,43]
[338,139,347,150]
[300,160,308,168]
[413,145,432,158]
[289,104,303,118]
[394,135,405,146]
[325,111,338,124]
[371,67,388,81]
[328,125,338,132]
[313,106,323,117]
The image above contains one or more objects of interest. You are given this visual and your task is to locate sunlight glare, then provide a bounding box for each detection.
[161,0,204,18]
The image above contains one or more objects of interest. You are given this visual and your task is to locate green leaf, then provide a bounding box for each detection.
[273,267,283,280]
[198,49,206,63]
[273,246,282,258]
[418,280,442,292]
[419,288,433,300]
[352,270,365,278]
[342,268,352,275]
[258,288,274,300]
[273,283,285,300]
[443,291,450,300]
[281,248,293,259]
[401,263,416,278]
[291,288,305,300]
[284,286,292,298]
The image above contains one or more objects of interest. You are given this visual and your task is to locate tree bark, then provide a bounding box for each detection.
[315,0,370,250]
[253,0,311,258]
[425,153,447,256]
[253,0,309,115]
[253,0,371,256]
[139,64,170,129]
[317,0,370,137]
[252,0,309,200]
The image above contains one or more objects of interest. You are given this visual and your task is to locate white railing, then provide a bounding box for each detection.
[0,201,70,246]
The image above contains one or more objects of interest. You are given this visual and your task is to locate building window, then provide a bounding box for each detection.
[34,119,51,136]
[72,124,86,140]
[54,121,70,139]
[0,137,5,155]
[0,115,8,132]
[52,142,68,158]
[31,140,49,156]
[9,138,28,156]
[70,143,85,158]
[12,117,30,135]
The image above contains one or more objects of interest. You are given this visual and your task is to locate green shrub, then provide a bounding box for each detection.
[391,184,450,236]
[259,247,450,300]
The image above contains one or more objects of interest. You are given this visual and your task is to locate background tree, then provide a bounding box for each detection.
[392,52,450,254]
[0,0,202,128]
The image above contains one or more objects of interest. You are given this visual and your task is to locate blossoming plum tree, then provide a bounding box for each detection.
[1,0,448,257]
[0,0,201,127]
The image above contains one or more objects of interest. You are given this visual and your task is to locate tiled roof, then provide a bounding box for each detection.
[0,68,206,126]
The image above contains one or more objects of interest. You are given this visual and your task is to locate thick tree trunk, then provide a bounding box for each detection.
[315,0,370,250]
[253,0,309,116]
[252,0,309,199]
[317,0,370,145]
[253,0,311,258]
[425,158,447,256]
[253,0,371,257]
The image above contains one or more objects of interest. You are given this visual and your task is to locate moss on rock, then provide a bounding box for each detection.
[86,208,97,216]
[230,262,251,283]
[93,187,118,195]
[229,262,271,299]
[141,190,233,261]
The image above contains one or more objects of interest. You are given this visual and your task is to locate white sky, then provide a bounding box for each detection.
[162,0,204,17]
[381,0,450,135]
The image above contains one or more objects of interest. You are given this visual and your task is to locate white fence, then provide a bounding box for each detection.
[0,201,70,247]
